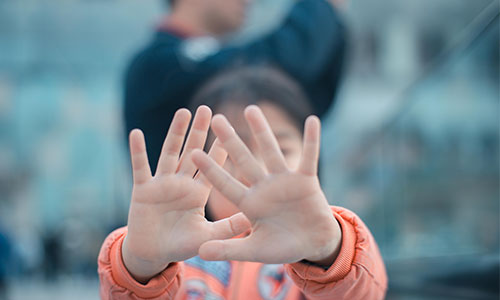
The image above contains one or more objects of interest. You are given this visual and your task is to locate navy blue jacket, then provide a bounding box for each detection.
[124,0,346,170]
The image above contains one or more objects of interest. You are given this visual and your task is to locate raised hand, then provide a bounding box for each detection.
[122,106,251,283]
[192,105,342,266]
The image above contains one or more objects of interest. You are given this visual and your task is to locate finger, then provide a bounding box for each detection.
[156,109,191,175]
[244,105,287,173]
[194,139,227,187]
[129,129,152,184]
[298,116,321,175]
[177,105,212,177]
[191,149,247,206]
[199,238,255,262]
[209,212,251,240]
[211,114,265,184]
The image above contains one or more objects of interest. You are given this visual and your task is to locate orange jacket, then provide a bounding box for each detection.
[98,207,387,299]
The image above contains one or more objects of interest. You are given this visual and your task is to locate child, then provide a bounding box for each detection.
[98,67,387,299]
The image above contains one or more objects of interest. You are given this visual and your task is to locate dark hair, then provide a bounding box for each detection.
[189,66,314,133]
[164,0,177,7]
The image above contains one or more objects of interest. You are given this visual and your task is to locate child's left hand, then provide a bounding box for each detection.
[192,105,342,266]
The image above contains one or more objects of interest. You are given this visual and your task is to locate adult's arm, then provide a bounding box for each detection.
[243,0,345,84]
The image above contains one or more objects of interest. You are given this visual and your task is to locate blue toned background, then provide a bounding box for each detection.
[0,0,498,299]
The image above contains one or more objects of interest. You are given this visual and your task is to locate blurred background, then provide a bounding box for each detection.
[0,0,498,299]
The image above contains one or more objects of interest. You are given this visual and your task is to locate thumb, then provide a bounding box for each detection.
[209,212,251,241]
[199,237,255,262]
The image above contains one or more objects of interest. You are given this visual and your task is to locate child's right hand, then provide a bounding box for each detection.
[121,106,251,283]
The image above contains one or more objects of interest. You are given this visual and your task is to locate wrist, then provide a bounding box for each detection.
[304,217,342,267]
[122,235,171,284]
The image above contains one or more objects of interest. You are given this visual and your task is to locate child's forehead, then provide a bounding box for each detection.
[214,101,298,127]
[211,102,302,144]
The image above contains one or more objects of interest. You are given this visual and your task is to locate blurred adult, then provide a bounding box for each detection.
[124,0,347,170]
[0,229,11,299]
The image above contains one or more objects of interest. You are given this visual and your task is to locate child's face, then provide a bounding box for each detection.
[207,101,303,220]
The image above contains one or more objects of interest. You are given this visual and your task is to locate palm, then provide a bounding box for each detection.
[240,174,318,219]
[123,107,250,282]
[193,106,341,264]
[128,176,209,263]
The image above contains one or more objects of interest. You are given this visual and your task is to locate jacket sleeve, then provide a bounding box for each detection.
[285,206,388,300]
[98,227,183,300]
